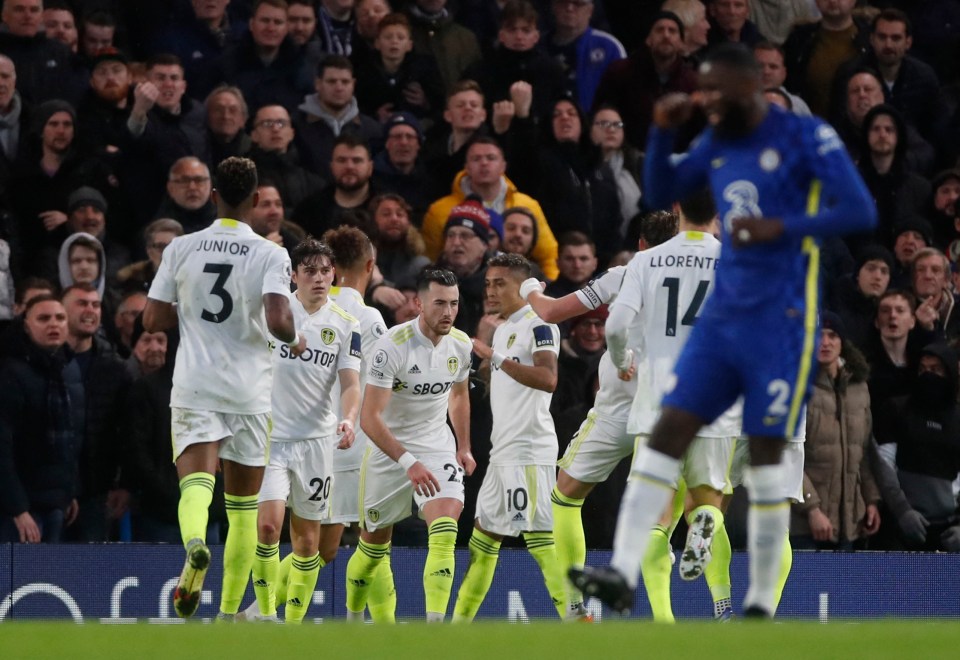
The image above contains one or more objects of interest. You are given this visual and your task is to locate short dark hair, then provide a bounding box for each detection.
[61,282,99,301]
[872,8,912,36]
[488,252,532,279]
[253,0,289,13]
[752,40,784,59]
[214,157,259,207]
[291,236,335,271]
[702,42,761,78]
[500,0,538,27]
[323,225,373,270]
[24,293,62,317]
[333,132,371,157]
[82,10,115,29]
[447,79,484,103]
[678,188,717,226]
[44,0,73,13]
[317,54,353,78]
[466,135,504,156]
[878,288,917,313]
[377,12,410,35]
[145,53,183,72]
[557,230,595,253]
[640,210,679,247]
[15,277,56,304]
[417,267,458,292]
[68,236,103,271]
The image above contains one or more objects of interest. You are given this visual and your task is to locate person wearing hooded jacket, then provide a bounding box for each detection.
[0,294,84,543]
[871,342,960,551]
[790,312,881,550]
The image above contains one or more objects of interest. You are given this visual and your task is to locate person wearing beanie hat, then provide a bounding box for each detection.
[792,304,879,551]
[438,195,493,335]
[930,168,960,250]
[59,184,131,285]
[829,244,893,349]
[372,110,433,223]
[590,6,696,150]
[869,340,960,551]
[890,216,933,289]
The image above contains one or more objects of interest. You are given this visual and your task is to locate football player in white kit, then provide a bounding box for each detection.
[451,253,569,622]
[520,210,681,619]
[344,268,475,623]
[246,238,362,624]
[571,196,737,618]
[143,157,302,619]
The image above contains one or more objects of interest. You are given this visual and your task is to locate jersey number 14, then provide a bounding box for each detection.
[662,277,709,336]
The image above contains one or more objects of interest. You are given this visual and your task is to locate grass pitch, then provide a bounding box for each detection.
[1,621,959,660]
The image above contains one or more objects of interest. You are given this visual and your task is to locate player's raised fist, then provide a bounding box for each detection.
[653,93,693,129]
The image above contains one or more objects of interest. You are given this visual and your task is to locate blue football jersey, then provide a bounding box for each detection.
[644,105,877,319]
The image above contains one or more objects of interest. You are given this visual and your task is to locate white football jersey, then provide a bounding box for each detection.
[574,266,641,421]
[270,295,362,441]
[328,285,387,469]
[366,318,472,454]
[148,219,292,414]
[489,305,560,466]
[614,230,740,437]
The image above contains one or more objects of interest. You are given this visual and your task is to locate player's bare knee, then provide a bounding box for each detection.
[557,470,593,500]
[258,520,281,543]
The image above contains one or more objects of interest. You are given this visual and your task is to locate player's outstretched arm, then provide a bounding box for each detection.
[263,293,297,343]
[643,94,710,211]
[448,380,475,476]
[360,383,441,496]
[336,368,361,449]
[142,298,178,333]
[521,279,588,324]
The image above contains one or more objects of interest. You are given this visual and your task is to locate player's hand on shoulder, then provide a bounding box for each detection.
[457,448,476,476]
[337,419,355,449]
[653,93,694,129]
[730,217,784,248]
[471,337,493,360]
[407,462,440,497]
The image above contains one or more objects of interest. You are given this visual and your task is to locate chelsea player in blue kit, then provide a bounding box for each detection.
[571,44,877,618]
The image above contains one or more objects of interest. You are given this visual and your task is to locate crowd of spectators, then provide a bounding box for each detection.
[1,0,960,551]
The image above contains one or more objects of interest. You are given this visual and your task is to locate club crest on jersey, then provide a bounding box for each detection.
[373,349,388,368]
[507,333,517,349]
[447,357,459,375]
[367,508,380,523]
[759,148,781,172]
[321,328,336,345]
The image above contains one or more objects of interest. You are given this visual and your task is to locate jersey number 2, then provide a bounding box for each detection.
[662,277,709,336]
[201,263,234,323]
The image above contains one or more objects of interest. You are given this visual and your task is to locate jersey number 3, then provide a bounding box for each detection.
[201,263,234,323]
[662,277,709,336]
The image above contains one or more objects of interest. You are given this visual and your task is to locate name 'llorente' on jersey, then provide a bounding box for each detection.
[270,295,361,442]
[614,230,738,437]
[329,285,388,470]
[489,306,561,466]
[366,318,472,455]
[148,219,292,414]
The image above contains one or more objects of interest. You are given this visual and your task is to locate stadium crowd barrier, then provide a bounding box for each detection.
[1,546,958,622]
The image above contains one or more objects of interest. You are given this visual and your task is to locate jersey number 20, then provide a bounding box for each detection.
[201,263,234,323]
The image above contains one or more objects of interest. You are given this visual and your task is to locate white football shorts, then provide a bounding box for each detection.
[557,411,633,483]
[475,464,556,537]
[258,437,336,521]
[171,408,271,467]
[635,433,735,493]
[728,437,805,503]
